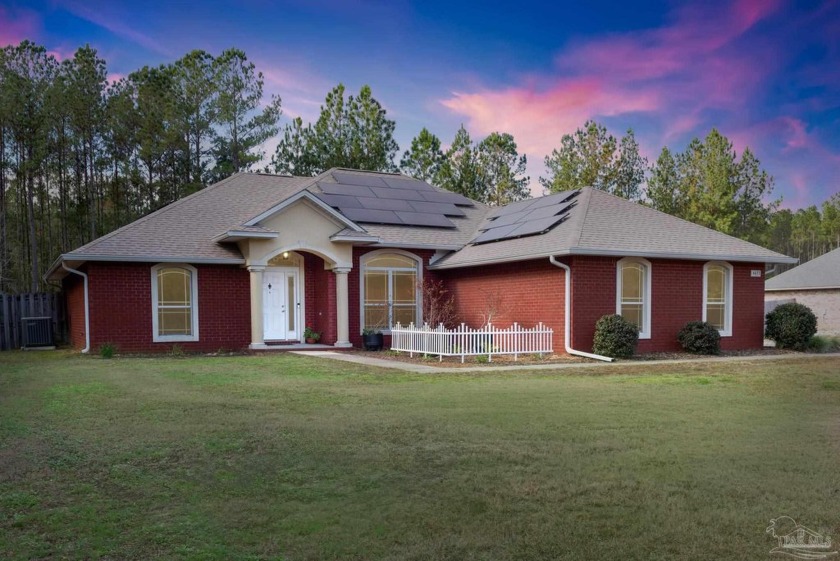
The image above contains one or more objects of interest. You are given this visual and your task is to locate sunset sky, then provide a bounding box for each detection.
[2,0,839,208]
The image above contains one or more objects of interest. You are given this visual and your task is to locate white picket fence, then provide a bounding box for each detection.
[390,322,553,362]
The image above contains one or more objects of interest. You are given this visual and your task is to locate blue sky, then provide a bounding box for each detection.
[2,0,839,209]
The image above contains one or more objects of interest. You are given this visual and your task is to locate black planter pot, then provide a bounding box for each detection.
[363,332,384,351]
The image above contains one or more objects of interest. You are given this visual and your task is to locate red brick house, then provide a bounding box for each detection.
[46,169,795,355]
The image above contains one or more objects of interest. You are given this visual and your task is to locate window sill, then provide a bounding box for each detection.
[153,335,199,343]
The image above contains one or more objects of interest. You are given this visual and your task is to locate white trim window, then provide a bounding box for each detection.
[703,261,733,336]
[151,264,199,342]
[360,251,421,332]
[616,257,652,339]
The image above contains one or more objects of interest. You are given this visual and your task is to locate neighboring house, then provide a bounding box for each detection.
[765,246,840,334]
[46,168,795,354]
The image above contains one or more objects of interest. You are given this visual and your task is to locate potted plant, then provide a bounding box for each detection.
[361,327,384,351]
[303,326,321,344]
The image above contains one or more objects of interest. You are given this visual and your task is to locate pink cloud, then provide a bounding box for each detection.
[442,78,658,157]
[0,7,40,46]
[439,0,785,195]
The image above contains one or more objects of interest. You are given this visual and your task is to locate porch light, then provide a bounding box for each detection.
[282,252,289,259]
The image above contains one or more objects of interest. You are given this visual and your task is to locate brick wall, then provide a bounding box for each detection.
[766,289,840,334]
[303,253,337,344]
[570,256,765,353]
[81,262,250,353]
[728,263,766,350]
[437,258,567,352]
[63,273,86,349]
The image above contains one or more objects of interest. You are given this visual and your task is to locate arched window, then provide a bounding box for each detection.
[151,264,199,342]
[361,251,421,331]
[616,258,651,339]
[704,262,733,336]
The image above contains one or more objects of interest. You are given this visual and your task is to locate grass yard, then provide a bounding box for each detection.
[1,352,838,560]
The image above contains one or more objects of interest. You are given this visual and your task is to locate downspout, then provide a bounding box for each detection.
[549,255,614,362]
[61,262,90,354]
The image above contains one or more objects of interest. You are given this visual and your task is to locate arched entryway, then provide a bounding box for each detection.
[263,251,304,342]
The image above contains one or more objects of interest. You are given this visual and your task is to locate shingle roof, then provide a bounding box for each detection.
[50,170,794,280]
[431,188,795,268]
[765,247,840,290]
[59,173,313,263]
[49,169,489,276]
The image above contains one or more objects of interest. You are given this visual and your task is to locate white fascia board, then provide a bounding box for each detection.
[330,235,382,244]
[244,191,364,232]
[563,247,799,264]
[61,253,245,265]
[430,247,797,270]
[371,242,464,251]
[765,285,840,292]
[212,230,279,243]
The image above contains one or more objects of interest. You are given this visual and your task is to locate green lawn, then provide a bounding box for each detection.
[1,351,838,560]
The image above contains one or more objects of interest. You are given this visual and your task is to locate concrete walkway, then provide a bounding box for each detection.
[290,350,840,373]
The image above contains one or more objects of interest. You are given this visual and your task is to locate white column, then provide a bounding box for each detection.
[248,266,266,349]
[333,267,352,348]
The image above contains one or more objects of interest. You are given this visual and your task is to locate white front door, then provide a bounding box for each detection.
[263,268,300,340]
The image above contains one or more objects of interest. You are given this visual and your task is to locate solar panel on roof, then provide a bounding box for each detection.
[407,201,466,217]
[507,216,566,238]
[419,190,474,206]
[382,176,435,191]
[320,183,377,198]
[331,171,388,187]
[471,190,580,244]
[340,208,404,225]
[395,211,455,228]
[355,197,414,212]
[369,186,429,202]
[315,173,473,228]
[482,209,531,229]
[471,224,520,244]
[317,193,365,209]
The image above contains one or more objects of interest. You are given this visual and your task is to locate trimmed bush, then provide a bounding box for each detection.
[677,321,721,355]
[765,302,817,351]
[593,314,639,359]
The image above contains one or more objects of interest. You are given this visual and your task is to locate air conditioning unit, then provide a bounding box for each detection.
[21,317,54,348]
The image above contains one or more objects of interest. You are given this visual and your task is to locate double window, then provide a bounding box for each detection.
[616,258,651,339]
[703,262,733,336]
[151,264,199,342]
[361,252,420,331]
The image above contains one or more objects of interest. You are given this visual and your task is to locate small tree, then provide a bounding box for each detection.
[480,290,508,326]
[420,277,457,328]
[592,314,639,358]
[765,303,817,351]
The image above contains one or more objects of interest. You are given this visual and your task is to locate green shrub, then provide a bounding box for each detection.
[475,354,490,364]
[677,321,721,355]
[765,303,817,351]
[99,343,116,359]
[592,314,639,359]
[806,335,840,353]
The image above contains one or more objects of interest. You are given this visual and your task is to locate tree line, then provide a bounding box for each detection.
[1,40,836,292]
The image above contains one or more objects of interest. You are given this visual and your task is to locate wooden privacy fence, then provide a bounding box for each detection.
[390,322,553,363]
[0,292,65,350]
